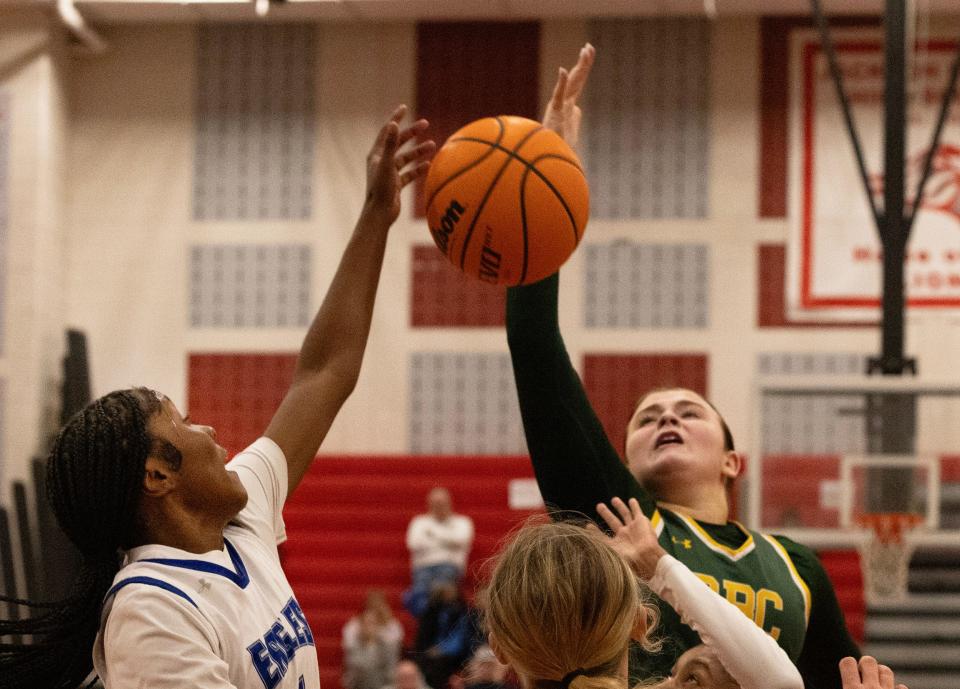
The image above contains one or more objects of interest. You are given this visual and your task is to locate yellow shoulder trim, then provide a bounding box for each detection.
[673,512,756,561]
[651,509,665,536]
[762,534,812,627]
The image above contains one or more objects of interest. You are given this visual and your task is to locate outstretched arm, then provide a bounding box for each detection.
[266,106,435,496]
[508,45,655,520]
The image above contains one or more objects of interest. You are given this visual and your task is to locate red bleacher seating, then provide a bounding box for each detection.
[280,455,541,689]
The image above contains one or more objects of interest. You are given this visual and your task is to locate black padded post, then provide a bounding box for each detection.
[13,482,39,602]
[0,506,22,643]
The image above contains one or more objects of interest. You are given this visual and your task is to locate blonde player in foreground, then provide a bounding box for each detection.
[0,106,434,689]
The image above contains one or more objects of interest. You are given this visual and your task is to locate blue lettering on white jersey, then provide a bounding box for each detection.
[247,598,316,689]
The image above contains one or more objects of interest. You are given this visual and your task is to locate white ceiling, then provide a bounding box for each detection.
[14,0,960,24]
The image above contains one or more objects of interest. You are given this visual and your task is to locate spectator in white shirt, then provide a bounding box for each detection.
[403,488,474,617]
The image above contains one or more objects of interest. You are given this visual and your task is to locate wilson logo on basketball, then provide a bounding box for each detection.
[870,144,960,224]
[478,235,503,284]
[430,199,467,255]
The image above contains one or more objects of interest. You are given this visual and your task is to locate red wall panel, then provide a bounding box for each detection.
[415,21,540,217]
[940,455,960,482]
[410,244,506,326]
[188,353,297,455]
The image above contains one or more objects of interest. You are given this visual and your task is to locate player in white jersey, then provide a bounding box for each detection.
[93,437,318,689]
[0,106,435,689]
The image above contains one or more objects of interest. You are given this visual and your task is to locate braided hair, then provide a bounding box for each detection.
[0,387,179,689]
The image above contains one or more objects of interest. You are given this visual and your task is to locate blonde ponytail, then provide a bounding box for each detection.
[482,521,656,689]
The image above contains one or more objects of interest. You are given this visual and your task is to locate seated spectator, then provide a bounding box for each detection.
[343,610,394,689]
[414,581,474,689]
[404,487,474,618]
[384,659,433,689]
[344,590,405,665]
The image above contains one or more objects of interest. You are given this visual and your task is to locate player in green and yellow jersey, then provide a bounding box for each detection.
[507,44,860,689]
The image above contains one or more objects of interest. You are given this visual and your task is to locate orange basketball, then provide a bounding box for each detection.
[424,116,589,286]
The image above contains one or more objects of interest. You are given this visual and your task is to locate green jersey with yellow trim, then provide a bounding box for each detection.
[506,274,861,688]
[652,508,810,661]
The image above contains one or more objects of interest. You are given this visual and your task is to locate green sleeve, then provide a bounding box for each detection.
[779,537,861,689]
[506,274,656,521]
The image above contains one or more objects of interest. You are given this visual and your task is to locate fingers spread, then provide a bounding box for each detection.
[399,160,431,189]
[397,117,429,148]
[395,139,436,169]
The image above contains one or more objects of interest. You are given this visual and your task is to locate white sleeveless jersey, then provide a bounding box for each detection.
[93,437,320,689]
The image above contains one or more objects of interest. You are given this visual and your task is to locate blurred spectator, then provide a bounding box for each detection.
[384,659,433,689]
[462,646,509,689]
[403,487,474,617]
[344,590,405,662]
[343,611,393,689]
[414,582,474,689]
[343,591,405,689]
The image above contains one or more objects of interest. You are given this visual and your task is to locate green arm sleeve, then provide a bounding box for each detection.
[780,538,862,689]
[506,274,656,520]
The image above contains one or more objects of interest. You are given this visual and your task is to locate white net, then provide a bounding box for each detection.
[857,514,923,602]
[858,533,916,601]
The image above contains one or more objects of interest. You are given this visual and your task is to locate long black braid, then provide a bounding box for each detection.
[0,387,176,689]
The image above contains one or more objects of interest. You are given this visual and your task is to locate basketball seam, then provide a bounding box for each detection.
[451,136,585,245]
[448,136,584,174]
[457,119,545,273]
[517,156,582,285]
[519,168,531,284]
[523,153,583,243]
[424,119,506,239]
